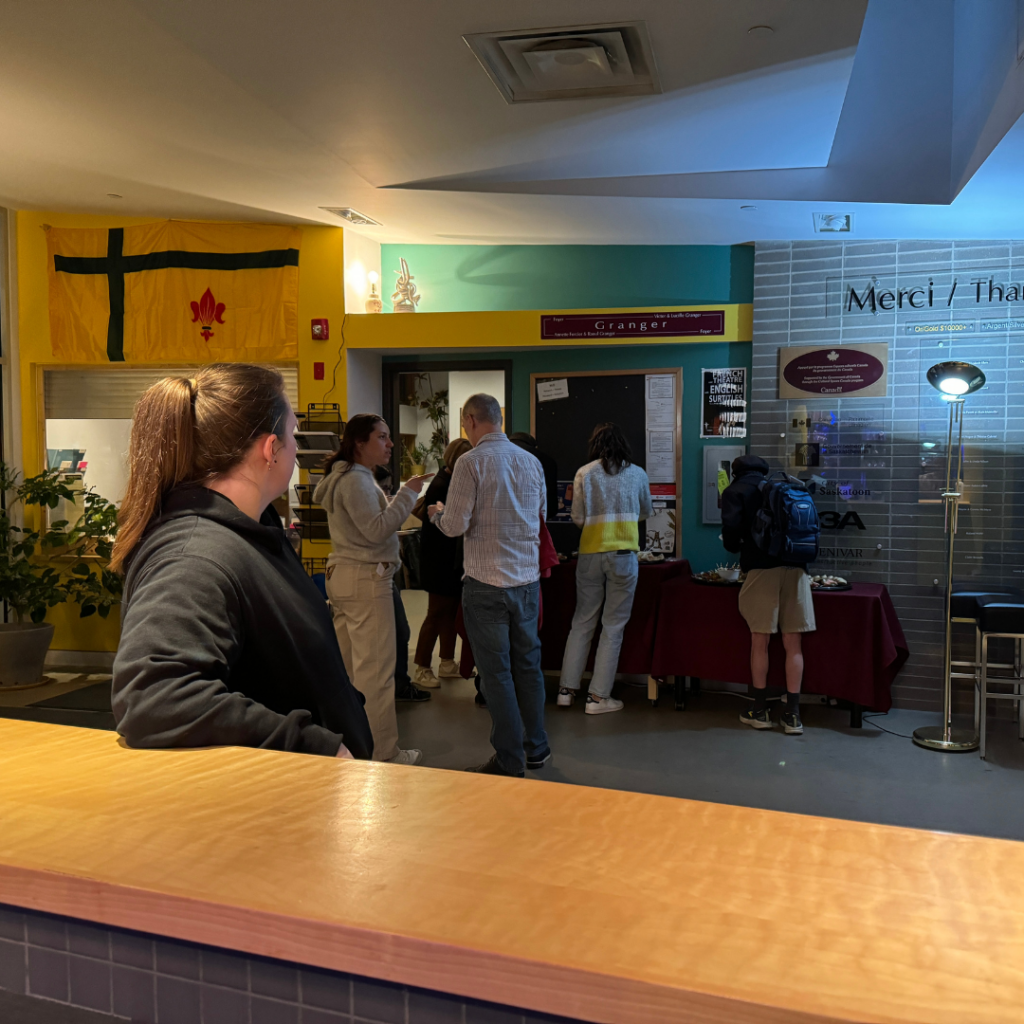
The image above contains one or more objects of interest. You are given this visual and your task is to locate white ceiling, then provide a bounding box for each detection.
[1,0,1022,244]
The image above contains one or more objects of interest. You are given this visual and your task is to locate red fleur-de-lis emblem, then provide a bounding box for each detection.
[189,288,226,341]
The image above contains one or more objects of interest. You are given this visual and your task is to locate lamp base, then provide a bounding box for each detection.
[912,725,979,752]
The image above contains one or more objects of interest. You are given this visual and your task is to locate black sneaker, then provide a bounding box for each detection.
[464,755,524,778]
[739,706,772,730]
[780,710,804,735]
[395,683,431,702]
[526,747,551,770]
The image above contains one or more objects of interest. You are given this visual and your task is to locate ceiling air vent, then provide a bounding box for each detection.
[463,22,661,104]
[320,207,382,227]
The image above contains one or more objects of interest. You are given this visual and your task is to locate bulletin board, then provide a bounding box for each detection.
[530,368,682,553]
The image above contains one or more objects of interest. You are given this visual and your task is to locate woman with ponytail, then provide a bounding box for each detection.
[314,414,433,765]
[111,364,373,760]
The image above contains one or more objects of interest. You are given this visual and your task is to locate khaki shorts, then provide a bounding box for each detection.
[738,566,816,634]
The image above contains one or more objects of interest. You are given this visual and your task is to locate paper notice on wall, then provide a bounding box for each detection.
[644,484,677,553]
[646,431,676,483]
[646,374,675,400]
[644,374,678,483]
[536,378,570,402]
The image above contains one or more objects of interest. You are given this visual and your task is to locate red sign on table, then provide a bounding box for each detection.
[540,310,725,340]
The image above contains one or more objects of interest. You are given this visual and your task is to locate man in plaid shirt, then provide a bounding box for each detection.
[429,393,551,777]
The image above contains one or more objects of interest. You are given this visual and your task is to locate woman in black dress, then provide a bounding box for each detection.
[411,438,471,687]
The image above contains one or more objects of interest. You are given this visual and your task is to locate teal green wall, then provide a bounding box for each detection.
[385,342,751,571]
[381,244,753,313]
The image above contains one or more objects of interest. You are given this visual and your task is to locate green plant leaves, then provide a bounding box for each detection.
[0,462,121,623]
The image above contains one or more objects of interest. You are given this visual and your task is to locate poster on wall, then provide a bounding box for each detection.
[701,368,747,438]
[644,484,676,553]
[644,373,677,482]
[702,445,747,524]
[778,344,889,399]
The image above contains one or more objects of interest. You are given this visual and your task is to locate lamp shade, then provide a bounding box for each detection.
[926,360,986,396]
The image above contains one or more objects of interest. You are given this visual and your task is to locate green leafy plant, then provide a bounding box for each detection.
[410,442,431,467]
[418,387,449,466]
[0,462,122,623]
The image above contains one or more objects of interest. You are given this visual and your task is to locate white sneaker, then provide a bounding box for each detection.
[585,696,624,716]
[556,687,577,707]
[412,665,440,688]
[386,748,422,765]
[438,658,461,678]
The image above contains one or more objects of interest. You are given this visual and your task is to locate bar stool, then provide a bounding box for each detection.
[977,594,1024,759]
[950,584,1022,731]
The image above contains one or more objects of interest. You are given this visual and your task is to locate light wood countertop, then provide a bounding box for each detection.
[0,719,1021,1024]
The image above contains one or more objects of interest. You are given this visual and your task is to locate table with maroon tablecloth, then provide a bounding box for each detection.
[538,558,690,674]
[650,578,908,719]
[457,558,690,679]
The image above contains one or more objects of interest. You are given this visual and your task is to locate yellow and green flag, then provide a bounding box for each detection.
[47,220,300,362]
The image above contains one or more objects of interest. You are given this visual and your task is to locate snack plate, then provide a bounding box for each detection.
[692,575,744,587]
[811,582,853,592]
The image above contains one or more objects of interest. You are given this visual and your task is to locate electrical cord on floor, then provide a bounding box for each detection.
[862,713,915,739]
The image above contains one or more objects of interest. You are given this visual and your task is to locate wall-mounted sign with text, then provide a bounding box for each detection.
[540,310,724,340]
[778,343,889,398]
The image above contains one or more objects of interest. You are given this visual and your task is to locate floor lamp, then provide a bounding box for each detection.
[913,360,987,752]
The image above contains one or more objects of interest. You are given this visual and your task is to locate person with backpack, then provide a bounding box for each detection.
[720,454,819,735]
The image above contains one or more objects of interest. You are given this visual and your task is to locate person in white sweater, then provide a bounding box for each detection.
[557,423,653,715]
[314,414,432,764]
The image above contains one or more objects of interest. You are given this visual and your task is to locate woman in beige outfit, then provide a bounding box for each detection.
[314,414,432,764]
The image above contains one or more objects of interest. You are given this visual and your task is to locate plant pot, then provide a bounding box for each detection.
[412,464,425,475]
[0,623,55,686]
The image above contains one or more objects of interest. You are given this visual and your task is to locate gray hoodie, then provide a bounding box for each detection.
[313,461,417,565]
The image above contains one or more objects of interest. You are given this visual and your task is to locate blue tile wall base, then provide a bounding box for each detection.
[0,902,588,1024]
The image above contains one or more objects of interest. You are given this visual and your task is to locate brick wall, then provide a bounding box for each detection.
[752,241,1024,710]
[0,903,582,1024]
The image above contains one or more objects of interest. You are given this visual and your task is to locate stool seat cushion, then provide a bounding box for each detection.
[978,595,1024,634]
[951,585,1022,620]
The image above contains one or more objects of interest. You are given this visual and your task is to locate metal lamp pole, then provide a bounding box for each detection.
[912,396,978,751]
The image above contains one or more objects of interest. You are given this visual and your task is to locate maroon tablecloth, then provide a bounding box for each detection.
[650,580,907,712]
[538,559,691,674]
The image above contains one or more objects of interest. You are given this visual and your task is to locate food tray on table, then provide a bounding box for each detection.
[692,570,745,587]
[810,574,852,592]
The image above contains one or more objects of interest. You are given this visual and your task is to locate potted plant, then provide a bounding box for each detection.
[419,387,449,469]
[0,462,121,686]
[410,443,430,476]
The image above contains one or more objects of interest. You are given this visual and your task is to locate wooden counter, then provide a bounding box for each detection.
[0,719,1022,1024]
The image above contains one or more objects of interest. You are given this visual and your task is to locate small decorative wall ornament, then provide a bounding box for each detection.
[392,258,420,313]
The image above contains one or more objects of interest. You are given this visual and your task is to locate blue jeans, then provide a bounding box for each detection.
[559,552,639,698]
[462,576,549,774]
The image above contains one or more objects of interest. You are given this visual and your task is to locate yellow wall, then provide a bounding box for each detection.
[14,211,347,651]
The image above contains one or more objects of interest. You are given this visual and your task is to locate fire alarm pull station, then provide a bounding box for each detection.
[311,319,329,340]
[313,363,325,381]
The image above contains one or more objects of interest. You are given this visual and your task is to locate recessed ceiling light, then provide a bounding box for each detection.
[319,207,382,227]
[747,25,775,37]
[106,193,122,199]
[740,205,757,211]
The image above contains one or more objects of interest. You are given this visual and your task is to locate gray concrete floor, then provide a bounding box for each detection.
[398,676,1024,842]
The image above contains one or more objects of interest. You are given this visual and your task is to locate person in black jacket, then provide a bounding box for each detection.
[109,364,373,759]
[720,454,815,736]
[412,438,471,687]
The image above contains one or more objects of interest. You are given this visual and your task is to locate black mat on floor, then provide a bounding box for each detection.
[31,682,111,711]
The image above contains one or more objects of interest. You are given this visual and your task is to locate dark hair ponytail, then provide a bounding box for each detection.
[324,413,385,474]
[588,422,632,476]
[110,364,288,572]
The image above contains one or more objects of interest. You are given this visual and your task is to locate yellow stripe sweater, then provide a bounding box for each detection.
[570,460,654,554]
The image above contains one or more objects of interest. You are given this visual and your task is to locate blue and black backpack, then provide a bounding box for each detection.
[751,473,819,563]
